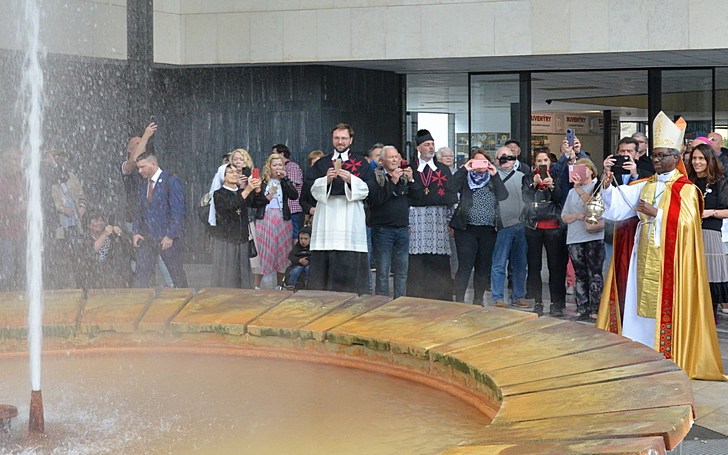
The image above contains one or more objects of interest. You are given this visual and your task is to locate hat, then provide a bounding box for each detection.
[652,111,686,150]
[415,129,434,146]
[504,139,520,148]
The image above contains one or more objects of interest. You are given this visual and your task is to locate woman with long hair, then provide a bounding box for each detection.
[254,153,299,289]
[522,150,567,317]
[687,143,728,320]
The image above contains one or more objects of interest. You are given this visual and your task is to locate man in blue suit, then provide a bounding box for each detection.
[132,151,188,288]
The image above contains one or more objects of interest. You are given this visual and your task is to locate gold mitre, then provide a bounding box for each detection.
[652,111,686,150]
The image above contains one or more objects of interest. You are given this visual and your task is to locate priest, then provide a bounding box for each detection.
[597,112,726,380]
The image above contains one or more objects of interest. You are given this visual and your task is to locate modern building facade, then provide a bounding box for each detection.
[3,0,728,258]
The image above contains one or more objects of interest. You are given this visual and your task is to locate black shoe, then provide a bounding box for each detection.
[570,313,592,322]
[549,307,564,317]
[534,303,544,317]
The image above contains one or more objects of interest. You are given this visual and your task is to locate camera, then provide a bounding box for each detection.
[400,159,410,170]
[611,155,630,174]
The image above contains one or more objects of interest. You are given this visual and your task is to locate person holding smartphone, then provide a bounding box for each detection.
[522,150,566,317]
[449,149,507,305]
[560,158,605,323]
[553,132,591,206]
[603,137,651,186]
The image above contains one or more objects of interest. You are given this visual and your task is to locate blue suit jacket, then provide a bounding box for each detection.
[133,170,185,241]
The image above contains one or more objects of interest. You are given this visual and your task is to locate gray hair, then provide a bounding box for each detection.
[381,145,399,156]
[436,147,454,159]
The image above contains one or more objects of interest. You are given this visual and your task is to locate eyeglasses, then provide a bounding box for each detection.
[653,153,677,160]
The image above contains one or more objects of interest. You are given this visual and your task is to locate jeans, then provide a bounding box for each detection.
[491,224,527,302]
[525,227,567,308]
[371,225,409,299]
[287,264,309,288]
[290,212,303,240]
[454,225,497,304]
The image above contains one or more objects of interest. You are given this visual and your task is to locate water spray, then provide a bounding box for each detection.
[21,0,45,433]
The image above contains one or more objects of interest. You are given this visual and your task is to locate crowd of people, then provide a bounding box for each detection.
[0,115,725,379]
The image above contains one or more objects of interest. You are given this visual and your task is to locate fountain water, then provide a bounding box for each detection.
[20,0,45,433]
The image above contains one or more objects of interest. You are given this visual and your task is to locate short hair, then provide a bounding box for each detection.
[331,123,354,138]
[381,145,400,157]
[136,150,157,163]
[436,147,454,159]
[631,132,648,141]
[617,136,640,152]
[368,143,384,156]
[272,144,290,159]
[575,158,597,178]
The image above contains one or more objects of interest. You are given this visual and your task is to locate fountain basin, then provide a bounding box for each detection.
[0,288,694,454]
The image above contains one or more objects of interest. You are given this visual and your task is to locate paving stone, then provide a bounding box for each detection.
[247,290,356,338]
[138,288,194,333]
[497,370,693,424]
[81,288,155,333]
[475,405,692,451]
[298,294,390,341]
[442,436,666,454]
[327,297,477,349]
[490,341,664,387]
[171,288,291,335]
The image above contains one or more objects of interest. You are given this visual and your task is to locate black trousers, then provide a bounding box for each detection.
[525,226,568,308]
[453,225,497,304]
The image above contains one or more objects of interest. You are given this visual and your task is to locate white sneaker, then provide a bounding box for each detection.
[254,286,261,290]
[566,286,575,295]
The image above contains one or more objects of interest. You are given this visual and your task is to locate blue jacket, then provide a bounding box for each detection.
[133,170,186,241]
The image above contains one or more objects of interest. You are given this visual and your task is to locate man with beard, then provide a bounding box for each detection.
[302,123,375,294]
[406,129,458,301]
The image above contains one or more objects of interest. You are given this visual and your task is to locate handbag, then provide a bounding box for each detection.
[248,237,258,258]
[197,192,212,226]
[248,221,258,258]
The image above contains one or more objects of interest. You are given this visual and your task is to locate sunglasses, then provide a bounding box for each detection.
[498,155,518,163]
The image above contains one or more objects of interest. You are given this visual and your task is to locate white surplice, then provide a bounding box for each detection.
[310,174,369,253]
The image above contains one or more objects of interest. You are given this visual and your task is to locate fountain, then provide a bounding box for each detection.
[1,2,697,453]
[19,0,45,434]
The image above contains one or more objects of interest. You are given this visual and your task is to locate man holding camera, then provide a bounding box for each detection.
[604,137,653,187]
[368,146,422,299]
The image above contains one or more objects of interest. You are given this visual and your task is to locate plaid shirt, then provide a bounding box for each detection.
[285,160,303,214]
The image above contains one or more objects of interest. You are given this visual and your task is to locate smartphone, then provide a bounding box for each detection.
[399,160,410,169]
[569,164,587,181]
[565,128,575,147]
[470,159,490,171]
[150,115,157,125]
[611,155,629,174]
[252,168,260,179]
[538,164,549,179]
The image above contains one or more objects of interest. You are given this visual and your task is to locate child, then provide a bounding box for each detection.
[286,226,311,289]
